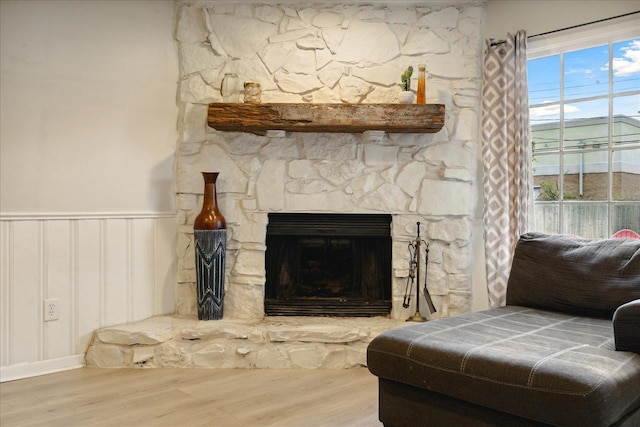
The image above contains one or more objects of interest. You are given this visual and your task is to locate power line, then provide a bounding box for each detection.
[529,77,640,95]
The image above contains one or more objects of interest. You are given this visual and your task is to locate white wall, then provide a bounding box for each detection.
[0,0,179,380]
[0,0,178,213]
[485,0,639,41]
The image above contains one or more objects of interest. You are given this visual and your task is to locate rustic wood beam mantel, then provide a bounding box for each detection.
[207,103,445,134]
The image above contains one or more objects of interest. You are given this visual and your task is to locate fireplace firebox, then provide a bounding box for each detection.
[265,213,392,317]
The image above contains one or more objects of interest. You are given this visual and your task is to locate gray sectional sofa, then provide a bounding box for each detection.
[368,232,640,426]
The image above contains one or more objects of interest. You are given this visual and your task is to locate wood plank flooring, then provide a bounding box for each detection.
[0,368,382,427]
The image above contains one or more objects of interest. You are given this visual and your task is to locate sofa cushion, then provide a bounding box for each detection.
[613,299,640,354]
[367,307,640,427]
[506,232,640,318]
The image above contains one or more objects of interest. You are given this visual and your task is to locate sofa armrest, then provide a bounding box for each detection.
[613,299,640,354]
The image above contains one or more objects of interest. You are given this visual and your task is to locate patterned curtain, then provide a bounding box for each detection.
[481,31,533,308]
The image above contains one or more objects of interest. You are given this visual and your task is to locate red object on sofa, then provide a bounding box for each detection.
[613,229,640,240]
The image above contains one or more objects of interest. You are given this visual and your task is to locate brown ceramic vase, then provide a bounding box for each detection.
[194,172,227,320]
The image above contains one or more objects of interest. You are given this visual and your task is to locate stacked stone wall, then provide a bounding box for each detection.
[174,1,485,320]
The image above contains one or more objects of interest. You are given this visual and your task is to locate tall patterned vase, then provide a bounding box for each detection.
[194,172,227,320]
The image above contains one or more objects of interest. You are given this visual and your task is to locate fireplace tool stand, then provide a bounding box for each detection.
[403,222,437,322]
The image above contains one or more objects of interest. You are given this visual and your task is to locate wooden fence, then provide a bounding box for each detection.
[534,203,640,238]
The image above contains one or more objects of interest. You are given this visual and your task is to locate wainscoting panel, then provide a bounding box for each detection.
[1,221,9,367]
[76,219,102,356]
[0,213,177,381]
[44,220,73,361]
[103,219,129,327]
[8,221,41,366]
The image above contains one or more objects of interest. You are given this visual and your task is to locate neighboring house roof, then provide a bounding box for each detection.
[531,114,640,131]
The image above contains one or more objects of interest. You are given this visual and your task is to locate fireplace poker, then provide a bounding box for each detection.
[403,222,436,322]
[402,244,417,309]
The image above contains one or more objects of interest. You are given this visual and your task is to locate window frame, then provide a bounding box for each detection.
[527,15,640,237]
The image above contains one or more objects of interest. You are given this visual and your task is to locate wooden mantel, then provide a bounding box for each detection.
[207,103,445,134]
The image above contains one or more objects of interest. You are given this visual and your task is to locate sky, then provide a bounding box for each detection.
[528,38,640,124]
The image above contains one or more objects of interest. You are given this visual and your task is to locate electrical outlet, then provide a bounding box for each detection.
[44,299,59,322]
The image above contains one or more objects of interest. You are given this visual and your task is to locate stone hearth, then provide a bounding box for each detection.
[86,316,404,369]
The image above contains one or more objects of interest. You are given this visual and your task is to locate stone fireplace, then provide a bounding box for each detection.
[84,1,484,370]
[174,1,482,323]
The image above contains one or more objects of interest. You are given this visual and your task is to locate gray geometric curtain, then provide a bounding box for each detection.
[481,31,533,308]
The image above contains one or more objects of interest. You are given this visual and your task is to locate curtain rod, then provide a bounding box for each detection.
[528,10,639,39]
[489,10,640,47]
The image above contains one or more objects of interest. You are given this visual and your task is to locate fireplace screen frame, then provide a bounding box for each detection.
[265,213,392,317]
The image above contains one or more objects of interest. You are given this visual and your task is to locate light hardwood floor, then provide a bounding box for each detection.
[1,368,382,427]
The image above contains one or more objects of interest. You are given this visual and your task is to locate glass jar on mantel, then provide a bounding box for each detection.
[220,73,241,103]
[193,172,227,320]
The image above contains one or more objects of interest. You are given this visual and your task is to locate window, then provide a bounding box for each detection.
[527,17,640,238]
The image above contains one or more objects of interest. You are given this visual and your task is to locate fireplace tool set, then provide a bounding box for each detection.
[403,222,437,321]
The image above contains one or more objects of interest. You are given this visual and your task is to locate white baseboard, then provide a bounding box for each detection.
[0,355,86,382]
